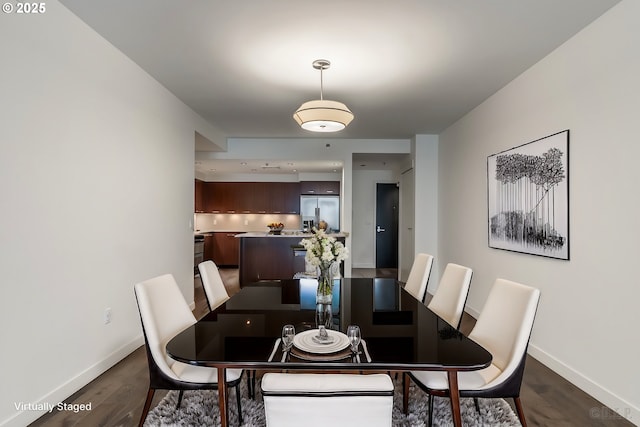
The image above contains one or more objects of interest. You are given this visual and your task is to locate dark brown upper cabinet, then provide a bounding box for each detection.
[199,182,301,214]
[195,179,205,213]
[299,181,340,195]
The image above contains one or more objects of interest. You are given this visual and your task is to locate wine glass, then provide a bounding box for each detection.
[347,325,361,353]
[281,324,295,352]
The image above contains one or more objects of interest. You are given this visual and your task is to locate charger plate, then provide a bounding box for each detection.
[290,346,352,361]
[293,329,349,354]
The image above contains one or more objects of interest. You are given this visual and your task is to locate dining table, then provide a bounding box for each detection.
[166,277,492,427]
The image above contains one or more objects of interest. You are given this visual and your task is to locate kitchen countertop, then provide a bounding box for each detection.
[195,230,249,233]
[235,231,348,238]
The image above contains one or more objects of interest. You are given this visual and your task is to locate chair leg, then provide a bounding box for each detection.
[474,397,480,413]
[176,390,184,409]
[428,394,434,427]
[513,397,528,427]
[251,371,256,400]
[402,372,410,414]
[235,383,243,424]
[247,370,255,399]
[138,388,155,427]
[222,383,230,425]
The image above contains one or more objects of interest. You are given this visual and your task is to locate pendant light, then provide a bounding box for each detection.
[293,59,354,132]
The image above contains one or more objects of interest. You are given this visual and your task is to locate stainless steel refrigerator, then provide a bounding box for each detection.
[300,195,340,232]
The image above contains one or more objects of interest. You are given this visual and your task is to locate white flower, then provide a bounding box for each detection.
[300,227,349,270]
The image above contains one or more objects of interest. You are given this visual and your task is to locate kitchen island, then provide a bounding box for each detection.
[236,231,347,287]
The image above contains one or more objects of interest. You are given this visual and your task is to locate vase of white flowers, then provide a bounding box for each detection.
[316,264,335,304]
[299,228,349,304]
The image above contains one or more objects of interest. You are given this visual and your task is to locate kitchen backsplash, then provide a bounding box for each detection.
[195,213,302,233]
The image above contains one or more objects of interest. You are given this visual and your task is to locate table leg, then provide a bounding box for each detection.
[402,372,410,414]
[218,367,228,427]
[447,371,462,427]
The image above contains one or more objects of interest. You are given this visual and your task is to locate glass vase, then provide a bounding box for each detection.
[315,303,332,330]
[316,264,334,304]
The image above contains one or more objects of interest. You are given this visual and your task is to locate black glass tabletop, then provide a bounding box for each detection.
[166,278,491,371]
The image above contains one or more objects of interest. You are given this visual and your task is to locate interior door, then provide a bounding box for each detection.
[375,183,399,268]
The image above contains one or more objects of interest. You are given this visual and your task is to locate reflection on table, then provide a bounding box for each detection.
[168,278,490,370]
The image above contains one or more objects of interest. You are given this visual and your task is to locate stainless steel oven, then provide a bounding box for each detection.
[194,234,205,274]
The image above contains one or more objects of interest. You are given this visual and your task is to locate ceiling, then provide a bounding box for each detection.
[60,0,619,174]
[193,153,410,176]
[195,159,343,176]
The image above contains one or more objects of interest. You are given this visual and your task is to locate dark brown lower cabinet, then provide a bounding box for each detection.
[238,236,344,287]
[203,234,215,263]
[203,232,240,267]
[238,237,307,287]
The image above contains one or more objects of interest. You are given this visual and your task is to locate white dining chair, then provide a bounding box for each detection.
[426,263,473,329]
[134,273,243,426]
[404,278,540,427]
[404,253,434,303]
[261,373,394,427]
[198,260,230,311]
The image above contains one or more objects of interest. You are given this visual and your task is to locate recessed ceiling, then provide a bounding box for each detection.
[59,0,620,141]
[194,154,412,178]
[352,153,410,172]
[195,159,343,176]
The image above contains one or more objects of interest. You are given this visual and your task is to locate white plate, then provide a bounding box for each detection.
[293,329,350,354]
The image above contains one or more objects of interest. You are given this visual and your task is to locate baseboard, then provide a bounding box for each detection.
[463,305,481,319]
[527,344,639,425]
[352,263,376,269]
[1,335,144,427]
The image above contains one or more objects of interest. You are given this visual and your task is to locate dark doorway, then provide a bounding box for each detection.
[375,183,399,268]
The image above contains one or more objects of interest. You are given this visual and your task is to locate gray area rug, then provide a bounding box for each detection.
[145,376,520,426]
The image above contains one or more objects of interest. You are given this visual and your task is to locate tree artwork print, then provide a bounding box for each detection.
[487,130,569,260]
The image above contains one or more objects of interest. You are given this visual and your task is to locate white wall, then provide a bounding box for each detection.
[412,135,440,284]
[0,2,222,425]
[399,168,415,281]
[438,0,639,422]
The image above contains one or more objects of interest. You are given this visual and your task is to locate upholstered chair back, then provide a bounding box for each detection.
[134,274,196,381]
[468,278,540,388]
[427,263,472,328]
[404,253,434,303]
[198,260,230,311]
[261,373,394,427]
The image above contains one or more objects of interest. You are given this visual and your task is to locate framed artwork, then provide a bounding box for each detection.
[487,130,569,260]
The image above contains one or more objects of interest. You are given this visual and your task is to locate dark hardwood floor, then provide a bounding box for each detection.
[29,268,634,426]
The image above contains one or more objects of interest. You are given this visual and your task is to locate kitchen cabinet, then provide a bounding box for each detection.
[205,182,239,213]
[205,182,241,213]
[195,179,205,213]
[236,183,254,213]
[269,182,300,214]
[250,182,299,214]
[300,181,340,195]
[238,236,305,286]
[203,234,215,262]
[211,232,240,267]
[237,234,345,286]
[201,182,300,214]
[249,182,270,213]
[204,182,219,213]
